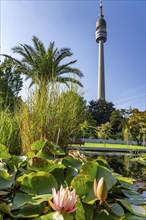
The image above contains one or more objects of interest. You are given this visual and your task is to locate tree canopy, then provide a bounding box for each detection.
[3,36,83,90]
[88,99,115,126]
[0,59,23,111]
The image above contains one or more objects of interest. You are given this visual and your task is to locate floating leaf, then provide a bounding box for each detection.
[47,143,65,156]
[94,209,115,220]
[80,160,97,181]
[71,175,89,196]
[65,167,78,185]
[32,212,64,220]
[75,198,85,220]
[20,171,58,195]
[0,170,15,189]
[32,194,52,204]
[51,168,65,187]
[11,193,52,211]
[82,186,97,204]
[0,204,15,217]
[62,156,82,171]
[118,199,146,217]
[0,162,7,172]
[28,157,65,172]
[11,193,33,210]
[82,203,95,220]
[122,213,146,220]
[31,140,46,151]
[117,176,136,191]
[108,203,125,217]
[12,203,46,218]
[121,189,144,200]
[80,160,117,190]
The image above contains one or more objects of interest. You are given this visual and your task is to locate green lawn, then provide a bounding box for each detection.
[80,142,146,149]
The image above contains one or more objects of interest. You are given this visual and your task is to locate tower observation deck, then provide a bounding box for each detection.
[96,0,107,100]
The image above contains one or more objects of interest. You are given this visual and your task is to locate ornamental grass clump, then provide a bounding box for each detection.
[49,185,78,214]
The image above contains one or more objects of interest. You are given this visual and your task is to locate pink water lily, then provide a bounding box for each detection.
[94,177,107,204]
[49,185,78,213]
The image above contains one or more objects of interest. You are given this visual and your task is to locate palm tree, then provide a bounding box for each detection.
[3,36,83,89]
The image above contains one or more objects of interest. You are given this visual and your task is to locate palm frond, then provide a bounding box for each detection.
[48,42,55,54]
[32,35,46,55]
[56,76,83,87]
[2,36,84,89]
[58,66,83,78]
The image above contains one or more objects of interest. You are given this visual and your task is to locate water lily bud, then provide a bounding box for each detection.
[94,177,107,203]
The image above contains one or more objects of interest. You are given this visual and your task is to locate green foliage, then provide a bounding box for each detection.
[18,87,87,152]
[0,110,21,154]
[4,36,83,90]
[88,99,115,126]
[127,155,146,181]
[109,109,126,139]
[125,109,146,145]
[0,59,23,112]
[0,144,145,219]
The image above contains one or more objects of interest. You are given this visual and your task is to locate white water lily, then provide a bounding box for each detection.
[49,185,78,213]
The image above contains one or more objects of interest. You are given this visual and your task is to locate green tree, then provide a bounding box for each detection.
[109,109,127,139]
[0,59,23,111]
[4,36,83,90]
[88,99,115,126]
[96,122,111,140]
[125,109,146,145]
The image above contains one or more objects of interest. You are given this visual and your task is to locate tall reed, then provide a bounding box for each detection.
[0,109,20,154]
[19,84,86,152]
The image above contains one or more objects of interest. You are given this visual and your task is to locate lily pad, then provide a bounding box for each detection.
[118,199,146,217]
[31,140,46,151]
[122,213,146,220]
[47,143,65,156]
[20,171,58,195]
[12,203,46,218]
[33,212,64,220]
[108,203,125,217]
[11,193,33,210]
[75,198,86,220]
[121,189,144,200]
[94,209,115,220]
[62,156,82,171]
[0,170,15,189]
[117,176,136,191]
[80,160,117,190]
[28,157,65,172]
[71,175,89,196]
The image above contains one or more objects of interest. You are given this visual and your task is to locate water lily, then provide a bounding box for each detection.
[94,177,107,204]
[49,185,78,213]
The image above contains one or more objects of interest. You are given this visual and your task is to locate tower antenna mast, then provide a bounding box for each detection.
[100,0,102,15]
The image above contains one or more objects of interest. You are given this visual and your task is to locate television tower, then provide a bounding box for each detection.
[96,0,107,100]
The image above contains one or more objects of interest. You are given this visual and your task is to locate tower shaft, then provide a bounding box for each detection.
[98,40,105,100]
[96,0,107,100]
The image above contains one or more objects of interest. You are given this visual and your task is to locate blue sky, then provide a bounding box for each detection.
[1,0,146,110]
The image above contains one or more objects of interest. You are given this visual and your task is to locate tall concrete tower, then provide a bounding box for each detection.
[96,0,107,100]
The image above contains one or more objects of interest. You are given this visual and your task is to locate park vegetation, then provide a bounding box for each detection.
[0,36,146,219]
